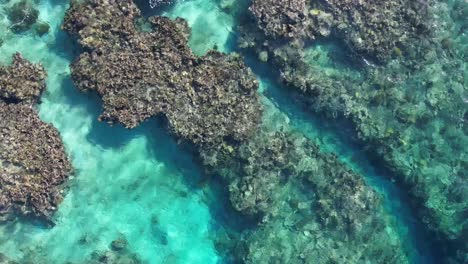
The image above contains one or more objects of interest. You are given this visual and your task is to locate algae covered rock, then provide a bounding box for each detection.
[203,108,411,263]
[240,0,467,261]
[0,53,46,104]
[244,0,430,62]
[0,53,72,223]
[5,0,39,33]
[63,0,262,147]
[249,0,313,40]
[34,21,50,36]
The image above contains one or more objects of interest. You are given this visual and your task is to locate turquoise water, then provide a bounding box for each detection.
[0,1,232,263]
[0,0,450,263]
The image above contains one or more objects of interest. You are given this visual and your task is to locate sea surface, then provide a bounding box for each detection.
[0,0,464,263]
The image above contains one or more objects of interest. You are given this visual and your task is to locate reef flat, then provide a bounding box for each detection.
[0,53,72,223]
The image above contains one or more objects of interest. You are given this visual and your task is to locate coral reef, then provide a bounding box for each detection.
[320,0,430,61]
[63,0,424,262]
[249,0,313,40]
[246,0,430,62]
[0,53,72,223]
[239,0,467,261]
[203,108,410,263]
[63,0,262,148]
[0,52,46,104]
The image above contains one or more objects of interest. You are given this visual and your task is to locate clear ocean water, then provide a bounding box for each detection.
[0,0,464,263]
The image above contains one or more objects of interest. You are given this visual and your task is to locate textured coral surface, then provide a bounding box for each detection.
[0,0,465,263]
[240,0,467,261]
[0,53,71,222]
[64,0,261,147]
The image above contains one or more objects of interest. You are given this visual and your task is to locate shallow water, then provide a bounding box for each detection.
[0,0,459,263]
[0,1,229,263]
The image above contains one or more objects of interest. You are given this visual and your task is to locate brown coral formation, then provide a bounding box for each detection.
[241,0,467,261]
[249,0,313,40]
[247,0,429,61]
[0,53,46,104]
[63,0,412,262]
[63,0,262,147]
[0,53,72,223]
[323,0,430,61]
[203,111,409,263]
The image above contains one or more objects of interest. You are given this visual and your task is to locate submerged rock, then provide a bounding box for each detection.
[111,235,128,251]
[63,0,413,263]
[34,21,50,36]
[246,0,430,62]
[5,0,39,33]
[249,0,313,40]
[0,53,72,223]
[203,109,410,263]
[63,0,262,148]
[241,0,467,261]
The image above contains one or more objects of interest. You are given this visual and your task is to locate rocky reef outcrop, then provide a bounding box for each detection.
[0,53,72,223]
[240,0,467,262]
[249,0,313,40]
[204,108,410,263]
[63,0,416,262]
[63,0,261,148]
[247,0,430,62]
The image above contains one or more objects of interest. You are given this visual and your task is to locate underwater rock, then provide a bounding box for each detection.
[245,0,431,62]
[321,0,430,62]
[63,0,262,148]
[0,53,46,104]
[111,235,128,251]
[5,240,143,264]
[202,110,410,263]
[0,253,19,264]
[5,0,39,33]
[34,21,50,36]
[249,0,313,40]
[0,53,72,223]
[241,0,467,261]
[87,239,142,264]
